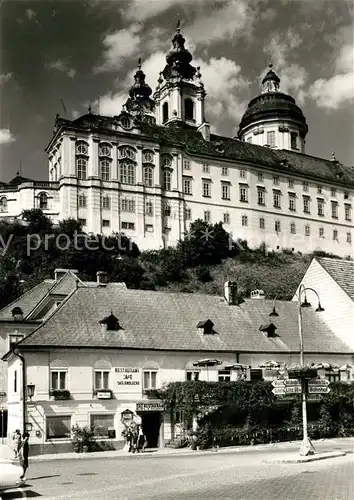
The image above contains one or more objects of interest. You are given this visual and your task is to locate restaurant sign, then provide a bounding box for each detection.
[136,401,164,412]
[114,367,141,392]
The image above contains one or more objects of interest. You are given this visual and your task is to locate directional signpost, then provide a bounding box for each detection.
[272,378,330,398]
[272,379,302,396]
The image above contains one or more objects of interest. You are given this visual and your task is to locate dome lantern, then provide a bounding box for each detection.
[261,63,280,94]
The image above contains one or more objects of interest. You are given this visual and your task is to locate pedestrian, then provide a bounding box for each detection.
[137,427,146,453]
[19,432,29,480]
[12,429,22,459]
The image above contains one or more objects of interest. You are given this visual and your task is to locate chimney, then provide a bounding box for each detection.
[250,290,265,299]
[224,281,238,305]
[197,122,210,141]
[96,271,108,287]
[54,269,78,281]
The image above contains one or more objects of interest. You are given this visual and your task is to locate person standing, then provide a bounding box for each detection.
[19,432,29,480]
[12,429,22,459]
[137,427,146,453]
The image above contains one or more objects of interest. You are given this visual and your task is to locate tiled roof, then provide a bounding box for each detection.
[316,257,354,302]
[54,116,354,187]
[0,280,56,321]
[18,287,351,353]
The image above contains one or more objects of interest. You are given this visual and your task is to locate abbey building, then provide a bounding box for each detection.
[0,25,353,256]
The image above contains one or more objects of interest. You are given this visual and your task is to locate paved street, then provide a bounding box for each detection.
[1,440,353,500]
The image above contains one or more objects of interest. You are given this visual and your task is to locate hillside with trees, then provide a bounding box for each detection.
[0,209,345,309]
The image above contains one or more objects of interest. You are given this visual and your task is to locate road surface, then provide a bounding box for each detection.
[1,440,353,499]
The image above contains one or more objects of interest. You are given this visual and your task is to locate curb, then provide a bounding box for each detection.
[18,438,354,462]
[262,451,347,464]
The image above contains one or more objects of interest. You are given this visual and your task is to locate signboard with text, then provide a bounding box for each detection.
[136,401,164,412]
[114,367,141,392]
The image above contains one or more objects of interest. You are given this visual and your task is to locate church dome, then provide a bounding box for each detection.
[238,64,308,139]
[239,93,308,138]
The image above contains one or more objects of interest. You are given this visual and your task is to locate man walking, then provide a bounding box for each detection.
[19,432,29,481]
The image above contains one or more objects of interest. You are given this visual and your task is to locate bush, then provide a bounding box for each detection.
[71,424,97,453]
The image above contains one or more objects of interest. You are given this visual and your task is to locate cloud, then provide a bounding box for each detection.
[121,0,207,22]
[45,59,76,79]
[308,42,354,110]
[0,129,15,145]
[263,29,308,104]
[25,8,36,20]
[185,0,256,47]
[94,24,142,73]
[0,73,12,86]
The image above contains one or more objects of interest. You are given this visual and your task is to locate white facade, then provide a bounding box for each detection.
[293,258,354,350]
[0,29,353,256]
[6,346,353,454]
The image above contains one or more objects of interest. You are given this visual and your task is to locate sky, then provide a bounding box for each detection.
[0,0,353,182]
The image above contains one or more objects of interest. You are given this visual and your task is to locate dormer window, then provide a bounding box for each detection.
[11,307,24,321]
[197,319,215,335]
[99,313,122,331]
[259,323,277,338]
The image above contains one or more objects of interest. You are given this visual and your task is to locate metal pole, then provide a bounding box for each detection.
[298,285,315,456]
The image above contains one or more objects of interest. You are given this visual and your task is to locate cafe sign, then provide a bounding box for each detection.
[136,400,164,412]
[114,367,141,392]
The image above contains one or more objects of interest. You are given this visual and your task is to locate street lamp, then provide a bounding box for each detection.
[296,284,325,456]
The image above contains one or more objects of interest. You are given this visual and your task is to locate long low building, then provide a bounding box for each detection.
[2,277,353,455]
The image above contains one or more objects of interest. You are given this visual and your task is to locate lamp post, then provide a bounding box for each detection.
[296,284,324,456]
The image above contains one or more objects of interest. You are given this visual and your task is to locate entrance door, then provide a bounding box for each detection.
[141,412,161,448]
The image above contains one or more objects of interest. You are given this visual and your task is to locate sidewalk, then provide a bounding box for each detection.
[1,437,352,463]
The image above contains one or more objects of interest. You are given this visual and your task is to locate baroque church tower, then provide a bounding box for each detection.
[153,22,210,138]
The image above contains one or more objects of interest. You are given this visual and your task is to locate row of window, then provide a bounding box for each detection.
[81,211,352,243]
[181,180,352,220]
[0,193,49,212]
[76,142,172,164]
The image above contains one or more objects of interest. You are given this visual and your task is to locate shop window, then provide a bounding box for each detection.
[90,414,114,437]
[46,415,71,439]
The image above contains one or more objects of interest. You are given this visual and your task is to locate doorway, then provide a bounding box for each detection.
[140,412,161,448]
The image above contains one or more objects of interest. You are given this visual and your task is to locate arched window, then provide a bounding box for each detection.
[163,170,171,191]
[76,141,88,155]
[162,102,169,123]
[143,150,154,163]
[76,157,87,180]
[78,193,87,208]
[184,98,194,120]
[52,165,57,181]
[38,192,48,210]
[100,159,110,181]
[118,146,136,160]
[120,162,135,185]
[99,143,111,157]
[143,166,154,187]
[0,197,8,212]
[161,154,172,168]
